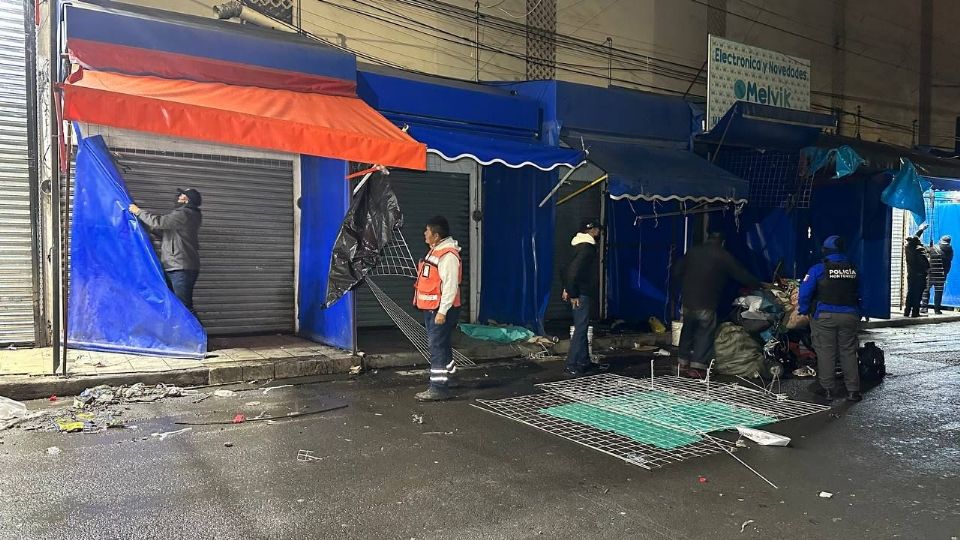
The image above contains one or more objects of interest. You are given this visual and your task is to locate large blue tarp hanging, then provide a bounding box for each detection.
[68,135,206,358]
[479,165,556,333]
[701,102,837,150]
[881,159,927,224]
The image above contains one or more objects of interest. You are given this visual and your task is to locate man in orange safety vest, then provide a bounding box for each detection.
[413,216,462,401]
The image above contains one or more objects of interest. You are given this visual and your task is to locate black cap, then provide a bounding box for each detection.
[178,188,202,207]
[580,217,603,232]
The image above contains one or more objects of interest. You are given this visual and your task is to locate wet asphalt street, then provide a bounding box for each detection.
[1,323,958,540]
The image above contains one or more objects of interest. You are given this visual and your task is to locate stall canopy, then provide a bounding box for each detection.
[61,3,425,170]
[567,135,749,203]
[700,102,837,151]
[357,66,584,170]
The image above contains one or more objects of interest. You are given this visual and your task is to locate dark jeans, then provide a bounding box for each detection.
[166,269,199,313]
[565,295,592,372]
[677,307,717,370]
[424,306,460,390]
[923,280,946,311]
[810,312,860,392]
[905,275,927,316]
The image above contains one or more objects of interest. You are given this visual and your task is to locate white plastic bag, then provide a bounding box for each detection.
[0,396,27,420]
[736,426,791,446]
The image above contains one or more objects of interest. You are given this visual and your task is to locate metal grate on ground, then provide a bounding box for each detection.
[474,373,829,469]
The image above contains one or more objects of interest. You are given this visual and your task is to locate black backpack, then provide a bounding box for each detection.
[858,342,886,381]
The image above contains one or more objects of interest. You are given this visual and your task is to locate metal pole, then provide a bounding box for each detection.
[61,130,72,376]
[557,174,607,206]
[49,0,62,375]
[538,162,583,207]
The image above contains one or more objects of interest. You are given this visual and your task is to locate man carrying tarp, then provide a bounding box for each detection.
[413,216,463,402]
[671,232,760,378]
[129,188,203,314]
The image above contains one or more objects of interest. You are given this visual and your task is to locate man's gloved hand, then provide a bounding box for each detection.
[128,203,140,215]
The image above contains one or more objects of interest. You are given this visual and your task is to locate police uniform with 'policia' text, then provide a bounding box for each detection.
[798,235,864,402]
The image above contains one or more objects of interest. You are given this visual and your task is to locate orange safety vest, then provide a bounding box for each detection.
[413,246,462,311]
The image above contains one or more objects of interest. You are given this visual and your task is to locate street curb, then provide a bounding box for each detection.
[0,355,355,401]
[863,315,960,329]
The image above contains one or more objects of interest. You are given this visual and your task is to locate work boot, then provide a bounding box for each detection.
[415,387,451,402]
[846,391,863,402]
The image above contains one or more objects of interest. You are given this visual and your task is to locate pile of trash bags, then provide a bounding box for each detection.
[714,280,812,379]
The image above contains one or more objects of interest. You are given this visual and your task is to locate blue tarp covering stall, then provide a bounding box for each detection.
[68,135,206,358]
[357,67,585,331]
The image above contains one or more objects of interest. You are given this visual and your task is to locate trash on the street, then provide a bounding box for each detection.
[262,385,293,395]
[792,366,816,378]
[648,317,667,334]
[411,413,424,424]
[0,396,27,420]
[244,401,262,407]
[736,426,791,446]
[736,439,749,448]
[819,491,834,499]
[740,520,755,533]
[224,442,234,448]
[151,427,192,441]
[55,418,85,433]
[46,446,61,455]
[48,395,58,402]
[698,476,708,484]
[297,449,323,462]
[654,348,671,357]
[349,365,363,375]
[232,414,246,424]
[214,389,238,398]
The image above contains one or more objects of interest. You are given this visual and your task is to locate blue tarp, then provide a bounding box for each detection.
[881,159,927,224]
[406,124,585,171]
[802,145,866,179]
[702,102,837,150]
[479,165,555,333]
[924,195,960,306]
[568,136,749,203]
[298,157,354,350]
[68,135,206,358]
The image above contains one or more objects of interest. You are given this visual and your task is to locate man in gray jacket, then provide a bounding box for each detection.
[129,188,202,313]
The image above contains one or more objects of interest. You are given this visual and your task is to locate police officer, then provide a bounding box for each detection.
[412,216,463,402]
[798,235,863,402]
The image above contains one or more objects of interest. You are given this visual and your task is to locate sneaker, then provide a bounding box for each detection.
[415,387,451,402]
[846,391,863,402]
[935,310,943,315]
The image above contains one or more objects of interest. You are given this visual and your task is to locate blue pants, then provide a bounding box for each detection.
[565,295,591,372]
[166,269,199,313]
[425,307,460,390]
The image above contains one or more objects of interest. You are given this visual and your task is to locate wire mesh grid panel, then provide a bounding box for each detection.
[369,229,418,279]
[472,392,731,469]
[714,149,809,209]
[366,278,474,367]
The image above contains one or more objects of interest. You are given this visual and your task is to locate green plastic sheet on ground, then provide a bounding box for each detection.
[459,323,535,343]
[540,391,776,449]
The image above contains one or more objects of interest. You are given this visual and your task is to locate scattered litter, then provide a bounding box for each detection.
[421,431,454,435]
[224,442,234,448]
[244,401,262,407]
[232,414,246,424]
[411,414,424,424]
[175,403,348,426]
[48,395,58,402]
[633,344,658,352]
[374,413,383,416]
[349,365,363,375]
[736,439,748,448]
[262,385,293,395]
[214,390,238,398]
[736,426,791,446]
[0,396,27,420]
[46,446,61,455]
[818,491,834,499]
[297,449,323,462]
[55,418,85,433]
[698,476,708,484]
[740,520,755,533]
[654,349,671,357]
[151,427,192,441]
[792,366,816,378]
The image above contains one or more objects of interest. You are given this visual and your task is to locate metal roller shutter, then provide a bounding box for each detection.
[890,208,904,308]
[113,149,295,336]
[546,180,602,321]
[0,0,34,344]
[356,170,470,327]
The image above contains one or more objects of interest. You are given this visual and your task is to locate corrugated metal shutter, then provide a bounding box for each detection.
[111,149,295,336]
[891,208,904,308]
[546,180,602,321]
[356,170,470,327]
[0,0,35,344]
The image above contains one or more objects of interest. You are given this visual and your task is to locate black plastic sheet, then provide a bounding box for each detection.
[325,176,401,307]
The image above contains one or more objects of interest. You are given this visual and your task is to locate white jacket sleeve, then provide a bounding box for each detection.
[437,252,461,316]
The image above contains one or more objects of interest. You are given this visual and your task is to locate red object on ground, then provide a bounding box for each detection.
[698,476,708,484]
[48,395,58,402]
[232,414,246,424]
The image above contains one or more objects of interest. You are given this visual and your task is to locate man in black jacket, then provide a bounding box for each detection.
[904,224,930,318]
[129,188,203,314]
[562,218,602,375]
[671,232,760,378]
[927,235,953,314]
